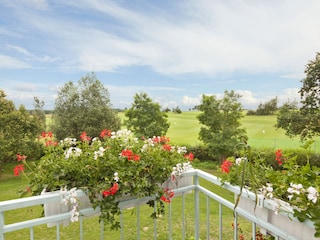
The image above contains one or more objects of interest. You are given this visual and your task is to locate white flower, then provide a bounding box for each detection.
[171,162,192,180]
[307,186,318,203]
[113,172,119,182]
[65,147,82,159]
[70,205,80,222]
[287,183,303,195]
[62,187,80,222]
[177,146,187,154]
[261,183,273,199]
[94,147,105,160]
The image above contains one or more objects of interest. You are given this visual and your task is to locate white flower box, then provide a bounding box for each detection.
[237,194,317,240]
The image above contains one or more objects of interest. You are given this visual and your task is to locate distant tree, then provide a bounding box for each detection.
[0,89,42,170]
[125,92,170,138]
[172,106,182,114]
[32,96,46,132]
[52,73,121,140]
[248,97,278,115]
[276,52,320,140]
[197,90,247,161]
[163,107,171,113]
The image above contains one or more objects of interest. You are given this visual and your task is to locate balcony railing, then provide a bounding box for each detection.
[0,169,316,240]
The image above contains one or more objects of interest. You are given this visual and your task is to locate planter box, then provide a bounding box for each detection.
[237,194,317,240]
[42,190,94,227]
[42,174,192,227]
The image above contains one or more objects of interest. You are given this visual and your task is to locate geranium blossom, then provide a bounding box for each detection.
[221,160,233,173]
[80,131,91,142]
[275,149,284,165]
[103,183,119,197]
[163,144,172,151]
[113,172,119,182]
[184,152,194,161]
[121,149,140,161]
[307,186,318,203]
[287,183,303,200]
[16,154,27,161]
[94,147,106,160]
[100,129,112,138]
[13,164,24,176]
[161,188,174,203]
[65,147,82,159]
[261,183,274,199]
[61,188,80,222]
[171,162,192,181]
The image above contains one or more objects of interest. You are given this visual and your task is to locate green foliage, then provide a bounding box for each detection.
[247,97,278,115]
[28,129,193,229]
[197,90,247,160]
[31,96,46,133]
[172,106,182,114]
[51,73,121,140]
[0,89,43,168]
[277,52,320,140]
[185,145,216,161]
[124,92,170,138]
[220,141,320,237]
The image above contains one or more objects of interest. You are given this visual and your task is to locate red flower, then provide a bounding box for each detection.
[184,152,194,161]
[100,129,111,138]
[151,136,170,144]
[221,160,233,173]
[161,188,174,203]
[13,164,24,176]
[103,183,119,197]
[121,149,140,161]
[45,140,58,147]
[16,154,27,161]
[121,149,133,158]
[80,131,91,142]
[132,154,140,161]
[275,149,284,165]
[163,144,172,151]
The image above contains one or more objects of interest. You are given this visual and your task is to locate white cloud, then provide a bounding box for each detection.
[13,82,38,92]
[236,90,259,109]
[0,54,31,69]
[6,44,32,56]
[7,0,319,75]
[278,88,300,105]
[182,95,201,106]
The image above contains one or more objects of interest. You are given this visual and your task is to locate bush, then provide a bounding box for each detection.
[186,145,217,162]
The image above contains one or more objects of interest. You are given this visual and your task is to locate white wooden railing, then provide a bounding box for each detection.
[0,169,317,240]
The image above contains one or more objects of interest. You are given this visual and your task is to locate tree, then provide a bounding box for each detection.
[0,89,42,170]
[52,73,121,140]
[276,52,320,140]
[124,92,170,138]
[197,90,247,161]
[32,96,46,132]
[250,97,278,115]
[172,106,182,114]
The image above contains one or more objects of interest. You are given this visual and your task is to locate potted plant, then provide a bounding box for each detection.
[219,141,320,239]
[15,129,194,230]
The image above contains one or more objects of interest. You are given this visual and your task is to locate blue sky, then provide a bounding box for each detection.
[1,0,320,110]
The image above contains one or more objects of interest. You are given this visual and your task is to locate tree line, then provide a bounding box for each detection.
[1,52,320,170]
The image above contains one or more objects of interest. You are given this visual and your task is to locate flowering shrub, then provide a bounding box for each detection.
[15,129,193,230]
[220,141,320,237]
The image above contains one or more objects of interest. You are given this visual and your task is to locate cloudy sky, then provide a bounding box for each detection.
[1,0,320,110]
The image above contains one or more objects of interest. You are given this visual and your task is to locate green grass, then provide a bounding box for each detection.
[119,111,320,152]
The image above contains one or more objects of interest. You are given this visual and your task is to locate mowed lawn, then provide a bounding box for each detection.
[119,111,320,152]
